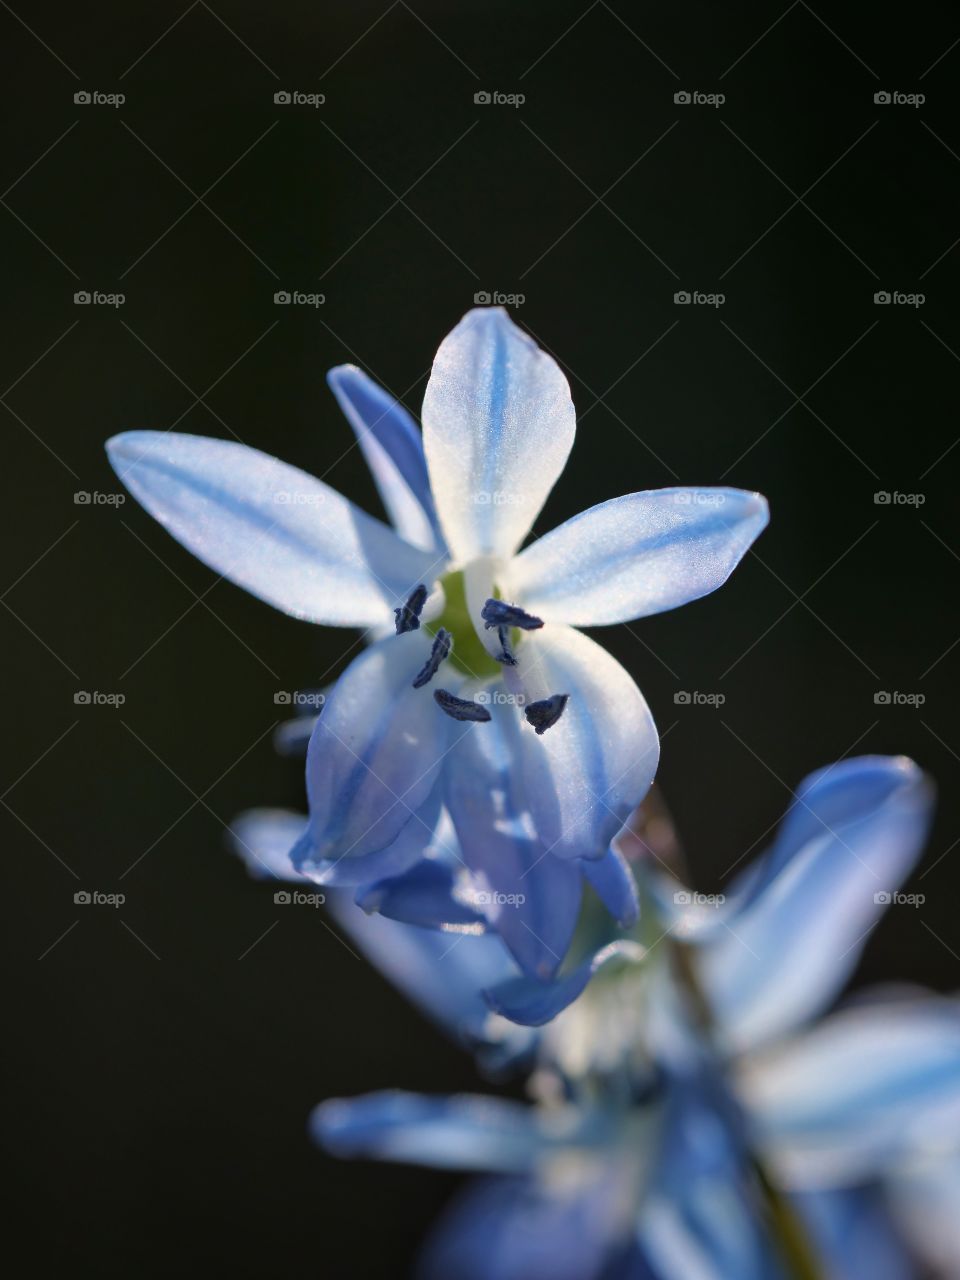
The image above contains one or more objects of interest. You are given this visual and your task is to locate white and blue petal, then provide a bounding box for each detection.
[507,626,660,862]
[508,488,768,626]
[327,364,445,553]
[312,1091,600,1172]
[485,940,646,1027]
[106,430,441,626]
[229,808,309,881]
[230,795,446,889]
[326,891,533,1061]
[700,756,933,1052]
[296,633,452,870]
[421,308,576,562]
[444,695,582,979]
[356,857,486,931]
[740,994,960,1187]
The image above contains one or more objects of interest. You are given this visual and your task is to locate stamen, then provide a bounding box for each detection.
[525,694,569,735]
[481,599,543,632]
[434,688,492,723]
[494,625,518,666]
[395,583,428,634]
[413,629,452,689]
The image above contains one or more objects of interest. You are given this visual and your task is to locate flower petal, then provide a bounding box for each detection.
[484,940,646,1026]
[420,1173,640,1280]
[312,1091,588,1172]
[421,308,576,562]
[444,695,582,979]
[229,808,309,880]
[700,756,933,1052]
[106,430,442,626]
[509,488,768,626]
[327,364,444,553]
[793,1187,916,1280]
[740,994,960,1187]
[356,857,486,932]
[510,626,660,861]
[295,633,451,868]
[581,846,640,927]
[325,891,533,1062]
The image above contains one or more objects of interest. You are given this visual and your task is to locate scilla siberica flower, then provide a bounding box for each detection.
[307,755,947,1280]
[107,308,768,978]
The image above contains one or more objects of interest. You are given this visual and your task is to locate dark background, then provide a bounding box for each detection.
[4,1,959,1275]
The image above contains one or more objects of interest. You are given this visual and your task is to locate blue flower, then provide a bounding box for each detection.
[109,307,767,974]
[306,755,947,1278]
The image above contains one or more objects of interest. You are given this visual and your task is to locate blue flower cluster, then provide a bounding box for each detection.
[109,310,957,1278]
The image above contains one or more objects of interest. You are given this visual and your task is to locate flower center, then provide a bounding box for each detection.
[427,570,503,679]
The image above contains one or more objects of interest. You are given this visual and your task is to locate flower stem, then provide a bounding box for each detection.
[667,938,825,1280]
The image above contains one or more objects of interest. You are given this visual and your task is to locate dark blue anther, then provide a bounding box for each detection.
[494,625,518,667]
[434,689,492,723]
[413,629,452,689]
[524,694,569,735]
[481,599,543,632]
[395,583,428,634]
